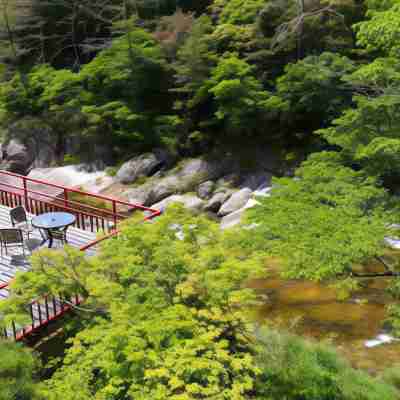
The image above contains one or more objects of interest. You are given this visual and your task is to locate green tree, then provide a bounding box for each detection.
[355,2,400,57]
[246,152,390,282]
[0,64,83,162]
[211,0,266,25]
[0,25,177,159]
[80,25,174,151]
[192,54,272,139]
[273,52,356,139]
[317,93,400,179]
[0,341,40,400]
[172,15,216,143]
[2,206,265,399]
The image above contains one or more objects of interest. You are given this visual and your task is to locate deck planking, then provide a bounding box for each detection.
[0,204,98,301]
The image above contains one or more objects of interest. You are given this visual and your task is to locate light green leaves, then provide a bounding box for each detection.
[355,4,400,57]
[3,206,265,399]
[247,153,389,281]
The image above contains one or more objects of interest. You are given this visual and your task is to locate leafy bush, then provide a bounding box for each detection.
[256,330,399,400]
[247,152,389,281]
[381,365,400,391]
[212,0,266,25]
[0,341,39,400]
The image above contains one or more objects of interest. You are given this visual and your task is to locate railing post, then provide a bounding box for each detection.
[112,200,117,230]
[22,176,29,211]
[64,189,69,210]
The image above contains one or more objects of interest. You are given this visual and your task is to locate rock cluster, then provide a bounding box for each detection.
[1,144,277,229]
[117,151,274,229]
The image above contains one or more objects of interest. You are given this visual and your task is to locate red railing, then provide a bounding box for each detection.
[0,169,161,341]
[0,169,158,233]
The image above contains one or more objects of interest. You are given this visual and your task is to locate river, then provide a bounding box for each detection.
[250,255,400,373]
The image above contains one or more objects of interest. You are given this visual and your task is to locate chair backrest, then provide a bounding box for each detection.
[10,206,27,226]
[0,229,24,245]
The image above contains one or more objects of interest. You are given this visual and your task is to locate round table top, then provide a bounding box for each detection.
[32,212,76,230]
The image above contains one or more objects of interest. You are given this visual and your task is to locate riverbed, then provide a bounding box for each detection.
[250,257,400,372]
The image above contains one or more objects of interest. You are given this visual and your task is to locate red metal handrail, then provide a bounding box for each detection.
[0,169,153,210]
[0,169,161,340]
[0,169,160,234]
[0,180,128,221]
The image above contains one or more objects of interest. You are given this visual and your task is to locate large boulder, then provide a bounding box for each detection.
[220,198,260,229]
[218,188,253,217]
[116,149,170,184]
[146,158,231,205]
[197,180,215,200]
[204,191,232,212]
[0,139,35,175]
[124,184,153,205]
[147,175,181,205]
[4,118,59,170]
[178,158,219,179]
[152,194,204,212]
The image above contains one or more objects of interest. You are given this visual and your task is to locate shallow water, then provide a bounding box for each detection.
[250,270,400,372]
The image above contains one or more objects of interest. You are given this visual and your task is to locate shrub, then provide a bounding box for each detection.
[0,341,40,400]
[256,330,399,400]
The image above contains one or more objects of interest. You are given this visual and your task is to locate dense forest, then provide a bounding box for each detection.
[1,0,400,399]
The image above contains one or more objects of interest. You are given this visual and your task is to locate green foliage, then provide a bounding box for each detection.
[0,26,177,157]
[0,64,78,118]
[210,23,255,54]
[0,341,40,400]
[247,153,389,280]
[355,3,400,57]
[212,0,266,25]
[193,54,272,137]
[174,15,217,96]
[256,330,399,400]
[79,28,173,146]
[345,57,400,89]
[274,52,356,134]
[381,364,400,391]
[318,93,400,178]
[2,206,265,399]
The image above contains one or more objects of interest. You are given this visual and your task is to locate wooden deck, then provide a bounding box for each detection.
[0,204,97,301]
[0,169,160,340]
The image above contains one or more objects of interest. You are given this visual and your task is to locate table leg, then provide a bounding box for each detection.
[47,230,54,248]
[38,229,48,247]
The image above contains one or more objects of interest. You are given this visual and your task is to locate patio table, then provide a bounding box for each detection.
[32,212,76,248]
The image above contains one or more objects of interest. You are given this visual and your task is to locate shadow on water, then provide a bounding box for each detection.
[249,262,400,372]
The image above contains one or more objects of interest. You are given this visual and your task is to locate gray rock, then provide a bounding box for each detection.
[5,118,59,170]
[220,209,244,230]
[145,158,231,205]
[178,158,216,179]
[197,181,215,200]
[254,186,272,197]
[125,185,152,205]
[177,158,233,183]
[152,194,204,212]
[0,139,35,175]
[218,188,253,217]
[204,191,232,212]
[220,198,261,229]
[116,150,169,184]
[215,174,240,190]
[147,175,181,204]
